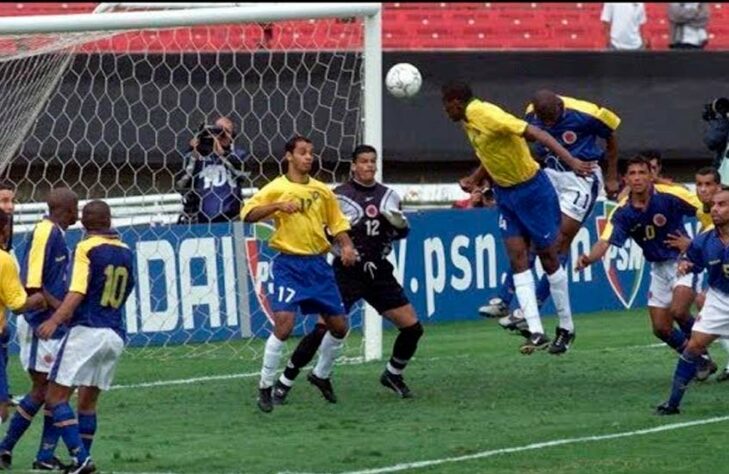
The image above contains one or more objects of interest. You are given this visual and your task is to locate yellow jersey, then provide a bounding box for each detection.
[241,176,351,255]
[463,98,539,188]
[0,250,27,332]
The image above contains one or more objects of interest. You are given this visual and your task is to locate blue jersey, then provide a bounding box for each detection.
[182,148,249,221]
[601,184,702,262]
[68,232,135,340]
[685,229,729,295]
[525,96,620,171]
[20,218,69,338]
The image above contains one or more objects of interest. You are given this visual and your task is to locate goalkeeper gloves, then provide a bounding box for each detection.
[382,208,409,229]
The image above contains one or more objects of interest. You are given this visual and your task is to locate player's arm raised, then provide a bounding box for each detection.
[523,125,594,176]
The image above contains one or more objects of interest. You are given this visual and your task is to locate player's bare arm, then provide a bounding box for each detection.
[243,200,301,222]
[14,292,47,314]
[605,134,620,198]
[523,125,593,176]
[334,231,357,267]
[459,166,490,193]
[677,260,694,277]
[664,232,692,253]
[36,292,84,340]
[576,240,611,271]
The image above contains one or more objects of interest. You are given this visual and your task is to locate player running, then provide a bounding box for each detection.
[483,91,621,349]
[442,81,590,354]
[577,156,715,374]
[241,135,357,413]
[272,145,423,403]
[0,188,78,471]
[656,187,729,415]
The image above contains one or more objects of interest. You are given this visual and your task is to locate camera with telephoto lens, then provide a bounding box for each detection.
[702,97,729,121]
[195,123,225,156]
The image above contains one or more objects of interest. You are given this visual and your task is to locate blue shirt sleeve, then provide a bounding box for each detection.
[607,210,630,247]
[684,237,706,273]
[585,115,615,140]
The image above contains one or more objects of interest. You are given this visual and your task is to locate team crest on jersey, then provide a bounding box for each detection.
[562,130,577,145]
[596,201,646,309]
[653,213,667,227]
[245,222,276,324]
[365,204,379,218]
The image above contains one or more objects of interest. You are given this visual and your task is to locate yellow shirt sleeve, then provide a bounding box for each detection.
[69,243,91,295]
[324,187,350,236]
[25,221,53,289]
[468,102,528,137]
[595,106,621,131]
[240,181,280,221]
[0,252,27,312]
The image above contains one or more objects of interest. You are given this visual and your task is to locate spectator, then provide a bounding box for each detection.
[668,3,709,49]
[703,100,729,175]
[601,3,649,50]
[176,116,251,224]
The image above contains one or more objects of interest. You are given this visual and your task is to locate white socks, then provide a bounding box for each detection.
[720,339,729,369]
[547,266,574,332]
[260,334,285,389]
[513,270,544,335]
[313,332,345,379]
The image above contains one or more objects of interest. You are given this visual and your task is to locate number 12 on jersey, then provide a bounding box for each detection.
[101,265,129,309]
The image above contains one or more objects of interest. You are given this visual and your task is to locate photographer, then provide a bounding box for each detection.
[176,116,251,224]
[702,97,729,173]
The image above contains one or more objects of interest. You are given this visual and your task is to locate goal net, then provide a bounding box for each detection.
[0,3,382,369]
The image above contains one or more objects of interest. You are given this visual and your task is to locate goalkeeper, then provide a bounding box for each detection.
[272,145,423,403]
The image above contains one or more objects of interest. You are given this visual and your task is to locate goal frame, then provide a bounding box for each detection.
[0,2,384,361]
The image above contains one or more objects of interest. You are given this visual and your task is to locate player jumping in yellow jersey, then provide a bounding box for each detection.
[241,135,357,413]
[442,81,590,354]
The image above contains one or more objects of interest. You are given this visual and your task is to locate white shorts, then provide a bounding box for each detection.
[18,318,62,374]
[647,260,703,308]
[544,167,603,223]
[694,289,729,337]
[50,326,124,391]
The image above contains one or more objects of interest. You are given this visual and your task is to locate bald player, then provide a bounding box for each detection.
[38,200,135,474]
[0,188,78,471]
[442,81,590,355]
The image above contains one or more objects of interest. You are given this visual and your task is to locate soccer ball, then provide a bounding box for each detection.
[385,63,422,99]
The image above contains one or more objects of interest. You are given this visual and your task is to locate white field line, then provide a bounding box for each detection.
[109,343,667,391]
[280,415,729,474]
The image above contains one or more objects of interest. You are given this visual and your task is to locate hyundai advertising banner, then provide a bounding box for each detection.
[7,203,701,351]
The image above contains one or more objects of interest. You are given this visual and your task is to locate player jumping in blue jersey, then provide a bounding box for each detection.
[577,156,716,374]
[656,187,729,415]
[38,200,135,474]
[0,188,78,472]
[482,91,620,351]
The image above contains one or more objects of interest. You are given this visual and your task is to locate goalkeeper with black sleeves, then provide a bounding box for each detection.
[273,145,424,403]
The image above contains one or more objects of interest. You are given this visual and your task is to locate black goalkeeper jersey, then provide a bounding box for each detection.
[334,179,409,261]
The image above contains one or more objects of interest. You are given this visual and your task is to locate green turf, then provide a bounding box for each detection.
[5,309,729,474]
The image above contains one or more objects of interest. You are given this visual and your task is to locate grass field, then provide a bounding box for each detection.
[5,309,729,474]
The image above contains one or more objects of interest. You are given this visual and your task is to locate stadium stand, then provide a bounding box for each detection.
[0,2,727,50]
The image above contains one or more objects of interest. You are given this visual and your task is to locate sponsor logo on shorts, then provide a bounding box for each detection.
[653,213,667,227]
[562,130,577,145]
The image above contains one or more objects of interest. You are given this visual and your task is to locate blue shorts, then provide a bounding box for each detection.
[270,253,346,317]
[493,170,561,250]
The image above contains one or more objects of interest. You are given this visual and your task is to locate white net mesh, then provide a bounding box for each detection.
[1,4,369,363]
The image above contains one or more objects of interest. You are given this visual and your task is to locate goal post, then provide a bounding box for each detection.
[0,3,383,362]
